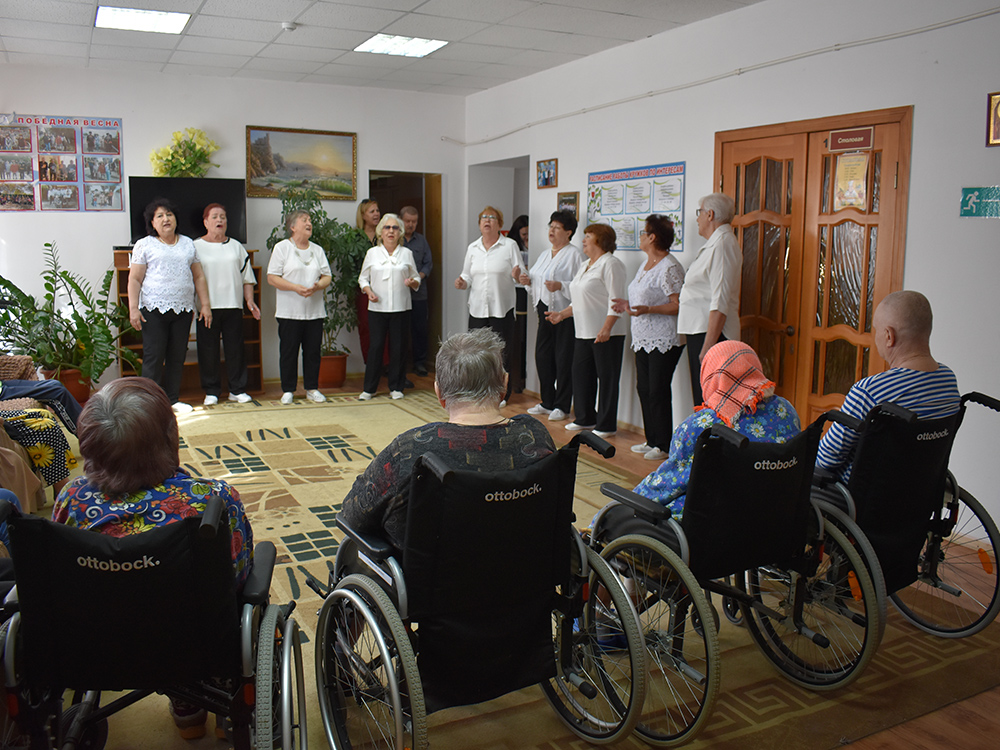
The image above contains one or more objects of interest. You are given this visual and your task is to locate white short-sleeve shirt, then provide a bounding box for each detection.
[569,252,628,340]
[131,234,199,313]
[267,239,331,320]
[193,237,256,310]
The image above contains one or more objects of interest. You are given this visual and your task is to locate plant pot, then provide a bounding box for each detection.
[318,354,348,389]
[42,368,91,405]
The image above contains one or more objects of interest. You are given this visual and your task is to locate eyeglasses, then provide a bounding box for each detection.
[696,208,711,217]
[383,225,401,231]
[638,230,649,236]
[480,214,497,221]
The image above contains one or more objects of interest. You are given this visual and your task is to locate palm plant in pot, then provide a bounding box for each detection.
[0,242,139,401]
[267,188,369,387]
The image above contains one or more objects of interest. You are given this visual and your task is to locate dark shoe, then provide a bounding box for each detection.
[404,378,414,389]
[414,364,428,377]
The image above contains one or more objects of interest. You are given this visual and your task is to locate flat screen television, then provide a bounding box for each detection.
[128,177,248,244]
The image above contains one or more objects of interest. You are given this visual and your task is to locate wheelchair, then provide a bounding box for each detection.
[308,433,648,749]
[591,412,883,746]
[0,495,307,750]
[812,392,1000,638]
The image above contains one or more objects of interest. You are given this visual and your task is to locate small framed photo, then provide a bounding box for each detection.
[557,191,579,219]
[537,158,558,189]
[989,91,1000,147]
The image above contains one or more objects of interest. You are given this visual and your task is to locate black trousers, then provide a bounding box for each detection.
[685,332,727,406]
[469,309,514,402]
[572,336,625,432]
[535,302,575,412]
[141,307,193,404]
[196,308,247,396]
[277,317,323,393]
[365,310,409,393]
[410,298,429,370]
[636,345,685,450]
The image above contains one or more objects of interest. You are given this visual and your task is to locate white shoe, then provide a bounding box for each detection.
[631,442,652,454]
[203,395,218,406]
[644,447,669,461]
[229,393,252,403]
[565,421,596,431]
[306,389,326,403]
[390,390,404,400]
[499,399,507,408]
[280,392,294,404]
[548,408,567,421]
[593,429,617,438]
[358,392,374,401]
[527,404,552,415]
[172,401,193,414]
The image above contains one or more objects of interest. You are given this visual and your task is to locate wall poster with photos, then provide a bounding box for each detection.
[0,113,124,213]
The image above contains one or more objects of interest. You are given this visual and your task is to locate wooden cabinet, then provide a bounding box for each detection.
[113,246,264,394]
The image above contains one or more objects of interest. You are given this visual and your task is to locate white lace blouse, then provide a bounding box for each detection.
[131,235,199,313]
[627,254,685,353]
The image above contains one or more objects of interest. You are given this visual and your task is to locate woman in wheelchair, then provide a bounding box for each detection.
[51,376,254,739]
[339,327,555,553]
[632,340,800,518]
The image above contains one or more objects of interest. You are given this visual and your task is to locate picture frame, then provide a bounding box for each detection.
[557,191,579,219]
[246,125,357,199]
[988,91,1000,147]
[537,158,558,189]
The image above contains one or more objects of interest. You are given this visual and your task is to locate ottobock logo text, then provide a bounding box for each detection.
[485,483,542,502]
[917,429,949,441]
[77,554,160,572]
[754,457,798,471]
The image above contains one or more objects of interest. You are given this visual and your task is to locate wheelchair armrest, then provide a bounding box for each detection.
[241,541,276,605]
[812,467,838,488]
[198,495,226,539]
[573,431,616,458]
[0,500,18,524]
[709,423,748,448]
[336,517,396,562]
[965,391,1000,413]
[600,483,672,522]
[822,409,861,432]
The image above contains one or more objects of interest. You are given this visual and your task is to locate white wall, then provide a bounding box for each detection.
[463,0,1000,516]
[0,64,467,380]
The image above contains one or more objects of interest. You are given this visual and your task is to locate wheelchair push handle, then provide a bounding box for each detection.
[709,423,749,448]
[820,408,862,432]
[964,391,1000,413]
[567,431,615,458]
[198,495,226,539]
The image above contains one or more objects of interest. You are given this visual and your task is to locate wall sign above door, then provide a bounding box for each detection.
[828,127,873,152]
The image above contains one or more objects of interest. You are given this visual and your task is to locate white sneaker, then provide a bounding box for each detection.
[280,392,294,404]
[631,442,652,454]
[306,389,326,403]
[548,408,567,421]
[229,393,252,403]
[390,390,405,400]
[172,401,193,414]
[358,392,374,401]
[644,447,669,461]
[499,399,507,408]
[527,403,552,415]
[593,429,616,438]
[203,395,218,406]
[565,421,596,431]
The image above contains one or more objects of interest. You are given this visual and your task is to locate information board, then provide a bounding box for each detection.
[587,161,685,251]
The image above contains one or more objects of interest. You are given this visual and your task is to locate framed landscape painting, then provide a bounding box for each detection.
[246,126,357,199]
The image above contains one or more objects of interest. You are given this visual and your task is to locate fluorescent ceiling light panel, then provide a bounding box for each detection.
[95,6,191,34]
[354,34,447,58]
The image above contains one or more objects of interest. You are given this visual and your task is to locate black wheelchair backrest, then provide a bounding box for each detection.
[6,496,240,690]
[681,415,828,580]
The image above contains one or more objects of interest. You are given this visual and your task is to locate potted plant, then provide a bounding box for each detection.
[267,187,369,387]
[0,242,139,401]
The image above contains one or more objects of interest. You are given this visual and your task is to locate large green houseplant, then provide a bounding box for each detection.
[0,242,139,391]
[266,187,369,356]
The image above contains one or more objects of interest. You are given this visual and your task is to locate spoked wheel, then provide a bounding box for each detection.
[315,574,426,750]
[741,520,881,690]
[255,604,285,750]
[891,486,1000,637]
[542,542,646,745]
[600,535,720,747]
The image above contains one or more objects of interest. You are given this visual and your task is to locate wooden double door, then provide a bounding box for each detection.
[715,107,912,422]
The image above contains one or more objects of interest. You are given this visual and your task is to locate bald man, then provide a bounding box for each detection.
[816,291,961,481]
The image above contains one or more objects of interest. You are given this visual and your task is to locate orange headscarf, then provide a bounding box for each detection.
[696,341,776,427]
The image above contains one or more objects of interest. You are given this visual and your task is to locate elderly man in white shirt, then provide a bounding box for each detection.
[677,192,742,405]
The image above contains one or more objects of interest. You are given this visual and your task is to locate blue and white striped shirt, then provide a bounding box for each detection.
[816,364,960,481]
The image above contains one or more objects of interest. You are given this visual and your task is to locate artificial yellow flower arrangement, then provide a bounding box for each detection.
[149,127,219,178]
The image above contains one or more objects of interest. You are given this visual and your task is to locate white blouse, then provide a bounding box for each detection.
[527,243,583,311]
[459,235,522,318]
[628,254,685,353]
[267,239,330,320]
[568,252,628,340]
[677,224,742,340]
[193,237,256,310]
[131,235,199,313]
[358,245,420,313]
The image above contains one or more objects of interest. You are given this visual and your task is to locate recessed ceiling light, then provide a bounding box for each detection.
[95,5,191,34]
[354,33,447,58]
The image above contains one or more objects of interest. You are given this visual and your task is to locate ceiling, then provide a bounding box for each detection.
[0,0,764,96]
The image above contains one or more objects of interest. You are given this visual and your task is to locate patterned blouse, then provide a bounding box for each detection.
[53,469,254,585]
[633,396,801,519]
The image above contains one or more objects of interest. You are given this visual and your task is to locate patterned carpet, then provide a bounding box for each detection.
[90,393,1000,748]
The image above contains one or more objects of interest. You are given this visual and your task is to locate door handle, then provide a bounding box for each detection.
[785,325,795,336]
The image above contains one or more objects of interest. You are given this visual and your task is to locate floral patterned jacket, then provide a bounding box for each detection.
[633,396,801,519]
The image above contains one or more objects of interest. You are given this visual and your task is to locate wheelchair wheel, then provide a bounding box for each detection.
[600,535,720,747]
[741,520,881,690]
[58,702,107,750]
[255,605,306,750]
[890,486,1000,637]
[315,574,426,750]
[0,619,29,750]
[542,543,646,745]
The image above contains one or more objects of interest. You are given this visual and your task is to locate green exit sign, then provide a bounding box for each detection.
[961,187,1000,217]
